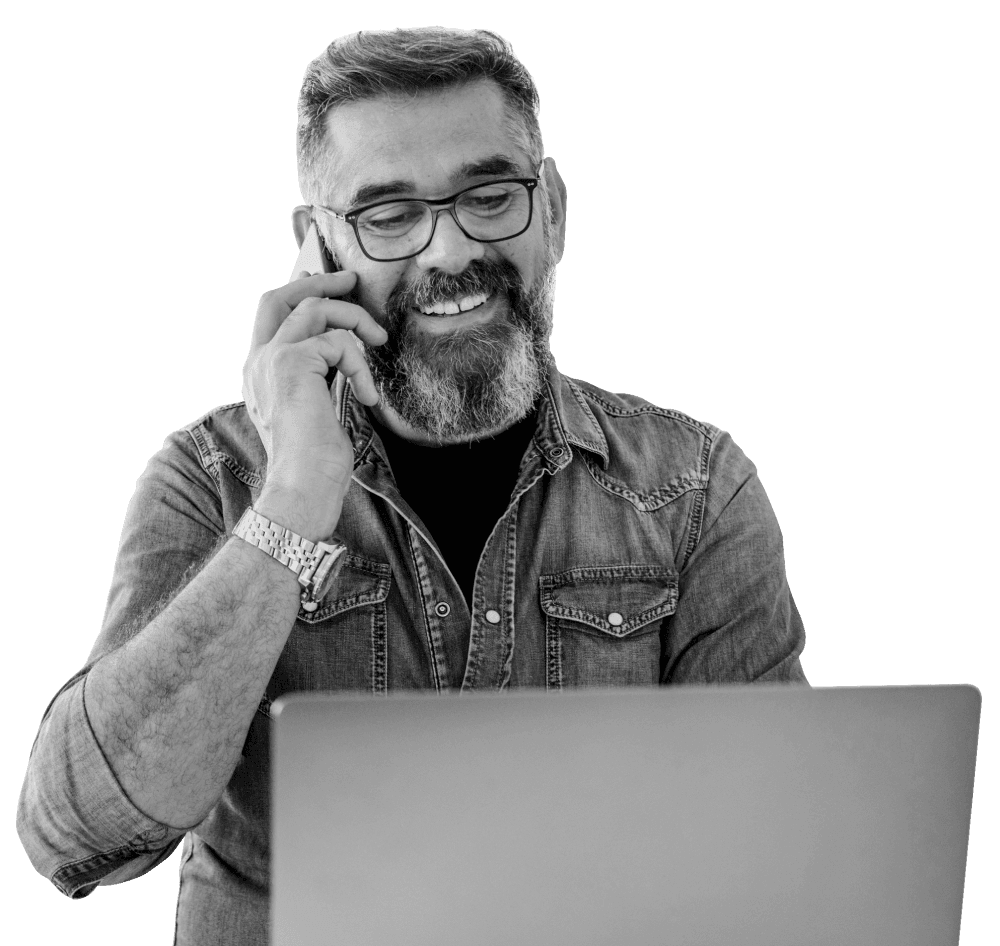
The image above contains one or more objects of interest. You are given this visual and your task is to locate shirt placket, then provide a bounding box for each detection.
[403,518,468,692]
[462,427,571,692]
[340,379,575,694]
[338,394,463,690]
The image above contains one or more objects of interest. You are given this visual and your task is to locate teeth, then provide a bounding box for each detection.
[419,292,488,316]
[460,293,488,312]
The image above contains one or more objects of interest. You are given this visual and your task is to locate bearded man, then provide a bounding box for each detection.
[18,27,806,944]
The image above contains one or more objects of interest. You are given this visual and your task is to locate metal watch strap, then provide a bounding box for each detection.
[232,507,346,612]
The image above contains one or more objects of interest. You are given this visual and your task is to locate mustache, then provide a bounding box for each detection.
[383,258,527,330]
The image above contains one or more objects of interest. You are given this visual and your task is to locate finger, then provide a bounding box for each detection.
[283,272,361,308]
[252,271,359,346]
[276,296,388,347]
[310,331,381,406]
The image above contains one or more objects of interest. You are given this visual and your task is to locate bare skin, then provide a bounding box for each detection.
[85,272,387,827]
[83,81,566,829]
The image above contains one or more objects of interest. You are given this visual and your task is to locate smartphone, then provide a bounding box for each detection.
[290,221,339,281]
[291,221,360,391]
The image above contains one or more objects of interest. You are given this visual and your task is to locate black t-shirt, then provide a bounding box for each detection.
[369,409,538,615]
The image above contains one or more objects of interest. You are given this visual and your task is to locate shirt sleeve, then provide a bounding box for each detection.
[16,427,227,897]
[661,431,808,684]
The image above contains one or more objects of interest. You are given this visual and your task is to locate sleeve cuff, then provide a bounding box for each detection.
[17,672,185,897]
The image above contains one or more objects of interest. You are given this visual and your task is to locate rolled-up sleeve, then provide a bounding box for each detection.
[17,426,227,896]
[16,672,185,897]
[662,432,807,684]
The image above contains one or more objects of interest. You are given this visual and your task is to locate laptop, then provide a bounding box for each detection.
[272,685,980,946]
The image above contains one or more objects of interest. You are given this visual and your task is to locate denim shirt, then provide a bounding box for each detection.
[18,362,806,944]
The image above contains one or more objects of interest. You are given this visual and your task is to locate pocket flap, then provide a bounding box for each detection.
[297,553,391,625]
[539,564,678,637]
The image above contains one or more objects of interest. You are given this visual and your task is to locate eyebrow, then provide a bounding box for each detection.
[345,154,529,209]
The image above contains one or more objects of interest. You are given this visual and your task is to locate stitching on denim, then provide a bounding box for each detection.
[496,510,519,690]
[573,383,718,437]
[187,423,263,489]
[539,565,679,636]
[563,377,609,461]
[535,376,573,473]
[337,377,379,468]
[567,435,605,453]
[216,454,264,488]
[370,583,388,695]
[582,455,707,512]
[185,403,266,489]
[541,564,677,585]
[545,613,563,691]
[53,826,177,893]
[542,599,677,637]
[465,497,527,692]
[681,428,718,571]
[296,555,391,624]
[184,425,222,490]
[406,524,444,693]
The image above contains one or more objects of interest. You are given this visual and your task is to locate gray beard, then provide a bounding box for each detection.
[364,260,556,442]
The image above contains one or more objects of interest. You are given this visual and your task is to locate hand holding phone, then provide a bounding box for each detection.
[243,232,386,541]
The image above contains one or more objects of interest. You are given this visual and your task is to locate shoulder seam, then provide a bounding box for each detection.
[681,429,728,572]
[183,425,222,490]
[181,402,263,490]
[570,379,719,437]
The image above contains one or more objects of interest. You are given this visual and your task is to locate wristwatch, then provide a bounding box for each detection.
[232,507,348,612]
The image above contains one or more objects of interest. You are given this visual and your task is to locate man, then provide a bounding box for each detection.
[18,27,806,945]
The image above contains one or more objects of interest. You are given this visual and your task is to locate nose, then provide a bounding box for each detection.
[414,208,485,274]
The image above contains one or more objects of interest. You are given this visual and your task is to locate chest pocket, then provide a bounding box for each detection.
[269,553,392,696]
[539,564,678,689]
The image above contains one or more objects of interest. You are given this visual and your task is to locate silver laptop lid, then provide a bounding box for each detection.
[273,685,980,946]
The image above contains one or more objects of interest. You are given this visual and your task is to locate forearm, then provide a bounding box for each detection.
[85,533,302,828]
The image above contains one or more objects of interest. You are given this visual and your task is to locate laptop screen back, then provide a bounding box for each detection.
[273,685,979,946]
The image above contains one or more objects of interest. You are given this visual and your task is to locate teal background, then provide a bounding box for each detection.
[3,2,996,942]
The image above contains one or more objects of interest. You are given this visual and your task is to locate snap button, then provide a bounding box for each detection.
[435,601,451,618]
[608,612,624,627]
[485,609,501,624]
[548,446,566,459]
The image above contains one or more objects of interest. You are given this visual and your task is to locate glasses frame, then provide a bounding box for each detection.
[311,172,542,263]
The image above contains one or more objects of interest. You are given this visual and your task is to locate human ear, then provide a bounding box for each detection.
[291,205,312,249]
[541,157,567,262]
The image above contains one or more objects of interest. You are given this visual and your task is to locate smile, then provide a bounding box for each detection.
[417,292,489,316]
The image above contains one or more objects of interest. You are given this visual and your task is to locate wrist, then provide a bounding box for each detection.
[255,484,342,543]
[232,507,348,612]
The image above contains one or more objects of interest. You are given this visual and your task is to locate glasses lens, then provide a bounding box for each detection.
[353,182,533,261]
[355,201,433,260]
[456,182,532,241]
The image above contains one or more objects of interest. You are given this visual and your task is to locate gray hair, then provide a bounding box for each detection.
[297,27,544,205]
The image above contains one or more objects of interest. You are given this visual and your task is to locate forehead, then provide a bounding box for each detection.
[323,80,532,206]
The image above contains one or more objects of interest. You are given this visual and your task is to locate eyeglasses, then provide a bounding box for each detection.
[311,174,541,262]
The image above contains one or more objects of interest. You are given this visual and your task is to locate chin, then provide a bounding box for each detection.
[374,318,546,441]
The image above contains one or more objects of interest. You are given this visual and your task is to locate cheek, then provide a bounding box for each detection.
[500,233,544,288]
[353,263,409,320]
[510,206,552,279]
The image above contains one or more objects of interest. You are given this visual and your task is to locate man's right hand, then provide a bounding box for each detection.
[243,271,388,540]
[63,272,390,829]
